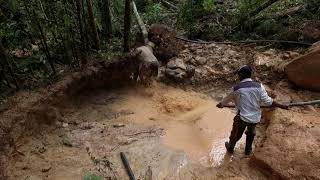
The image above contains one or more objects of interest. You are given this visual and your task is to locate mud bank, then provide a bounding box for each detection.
[4,82,269,180]
[1,43,320,179]
[0,58,267,179]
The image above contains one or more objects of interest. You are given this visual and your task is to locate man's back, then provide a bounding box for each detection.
[221,78,273,124]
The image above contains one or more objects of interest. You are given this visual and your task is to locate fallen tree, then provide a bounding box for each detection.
[130,1,160,84]
[132,1,149,44]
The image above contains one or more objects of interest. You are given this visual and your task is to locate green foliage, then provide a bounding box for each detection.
[178,0,216,35]
[111,0,125,35]
[83,173,103,180]
[145,3,163,24]
[202,0,215,12]
[254,19,280,36]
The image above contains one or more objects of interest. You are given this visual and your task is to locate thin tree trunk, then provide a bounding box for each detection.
[49,7,68,54]
[132,1,148,45]
[32,9,56,75]
[101,0,112,39]
[62,0,77,65]
[86,0,100,50]
[75,0,87,65]
[75,0,85,49]
[105,0,112,39]
[123,0,132,52]
[0,62,12,88]
[23,2,50,74]
[0,41,19,89]
[38,0,49,20]
[82,0,89,51]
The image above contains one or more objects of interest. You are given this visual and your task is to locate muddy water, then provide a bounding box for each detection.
[113,83,237,167]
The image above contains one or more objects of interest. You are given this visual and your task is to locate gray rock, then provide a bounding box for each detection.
[167,58,186,70]
[195,56,207,65]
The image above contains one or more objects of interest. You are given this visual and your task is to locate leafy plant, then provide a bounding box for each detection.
[202,0,215,12]
[145,3,163,24]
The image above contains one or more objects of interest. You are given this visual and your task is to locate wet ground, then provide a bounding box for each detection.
[7,82,258,180]
[111,83,239,167]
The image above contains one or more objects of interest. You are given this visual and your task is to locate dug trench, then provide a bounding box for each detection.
[1,43,320,180]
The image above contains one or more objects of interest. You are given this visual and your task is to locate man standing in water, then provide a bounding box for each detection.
[216,65,288,155]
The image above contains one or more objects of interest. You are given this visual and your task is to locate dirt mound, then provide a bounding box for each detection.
[253,110,320,179]
[166,42,297,90]
[148,24,183,63]
[285,46,320,91]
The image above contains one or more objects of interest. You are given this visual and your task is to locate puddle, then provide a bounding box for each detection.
[111,83,239,167]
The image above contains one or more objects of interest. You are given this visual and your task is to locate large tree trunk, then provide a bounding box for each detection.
[86,0,100,50]
[123,0,132,52]
[132,1,148,45]
[0,41,19,89]
[101,0,112,39]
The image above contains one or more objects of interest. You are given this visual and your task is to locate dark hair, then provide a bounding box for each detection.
[239,71,251,79]
[237,65,252,79]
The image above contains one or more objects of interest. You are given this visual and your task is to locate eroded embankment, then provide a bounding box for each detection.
[1,43,320,180]
[0,58,268,180]
[4,81,270,180]
[0,58,140,179]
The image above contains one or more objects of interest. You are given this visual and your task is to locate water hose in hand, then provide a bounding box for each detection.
[223,99,320,108]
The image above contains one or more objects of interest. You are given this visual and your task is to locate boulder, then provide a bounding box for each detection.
[285,47,320,91]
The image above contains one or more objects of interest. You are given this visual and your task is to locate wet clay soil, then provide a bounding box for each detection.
[7,83,259,180]
[113,83,238,167]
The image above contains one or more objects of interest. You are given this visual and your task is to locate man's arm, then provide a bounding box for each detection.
[260,84,288,109]
[216,91,235,108]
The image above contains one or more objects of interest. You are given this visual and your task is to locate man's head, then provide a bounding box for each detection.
[236,65,252,80]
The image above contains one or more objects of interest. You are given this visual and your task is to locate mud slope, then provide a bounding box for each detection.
[253,110,320,179]
[5,84,268,180]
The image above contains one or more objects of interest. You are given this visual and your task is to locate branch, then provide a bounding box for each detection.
[175,36,312,46]
[132,1,149,45]
[247,0,279,19]
[160,0,178,11]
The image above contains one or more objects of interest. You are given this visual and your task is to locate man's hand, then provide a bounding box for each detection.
[216,103,224,108]
[278,104,289,110]
[272,102,289,110]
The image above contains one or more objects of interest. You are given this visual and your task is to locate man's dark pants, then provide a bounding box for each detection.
[227,114,257,154]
